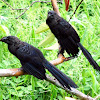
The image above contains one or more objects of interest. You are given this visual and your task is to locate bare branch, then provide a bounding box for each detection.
[2,0,62,19]
[16,0,63,19]
[51,0,60,16]
[2,0,62,10]
[0,57,99,100]
[69,0,84,22]
[0,67,98,100]
[2,0,14,10]
[0,68,26,77]
[15,1,41,19]
[47,75,97,100]
[0,54,99,100]
[50,54,73,65]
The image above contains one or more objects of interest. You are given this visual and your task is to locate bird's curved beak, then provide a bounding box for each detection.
[0,37,7,42]
[0,39,2,41]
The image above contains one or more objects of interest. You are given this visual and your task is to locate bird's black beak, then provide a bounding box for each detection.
[0,37,7,42]
[0,38,2,41]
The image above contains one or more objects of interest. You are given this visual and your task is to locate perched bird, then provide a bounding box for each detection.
[0,36,78,89]
[46,10,100,71]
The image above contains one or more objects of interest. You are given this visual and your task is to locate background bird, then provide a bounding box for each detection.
[0,36,78,89]
[46,10,100,71]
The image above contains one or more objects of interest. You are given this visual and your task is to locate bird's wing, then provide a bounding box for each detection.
[16,43,46,80]
[57,19,80,56]
[21,62,46,80]
[59,18,80,42]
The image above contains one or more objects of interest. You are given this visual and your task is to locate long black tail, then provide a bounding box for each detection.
[77,42,100,71]
[43,61,78,89]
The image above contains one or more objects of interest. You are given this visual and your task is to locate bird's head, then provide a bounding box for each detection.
[47,11,57,19]
[46,10,60,25]
[0,36,20,45]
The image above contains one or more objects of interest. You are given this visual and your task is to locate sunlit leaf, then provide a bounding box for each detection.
[16,86,21,90]
[0,16,8,22]
[84,85,90,91]
[37,82,46,89]
[35,22,49,34]
[44,42,58,50]
[0,25,10,35]
[71,18,85,27]
[38,33,55,47]
[65,97,76,100]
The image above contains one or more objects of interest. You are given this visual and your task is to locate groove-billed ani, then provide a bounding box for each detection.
[0,36,78,89]
[46,10,100,71]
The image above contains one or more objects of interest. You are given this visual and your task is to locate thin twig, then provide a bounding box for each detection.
[2,0,14,10]
[69,0,84,22]
[15,1,43,19]
[16,0,63,19]
[2,0,62,19]
[0,8,27,11]
[2,0,63,11]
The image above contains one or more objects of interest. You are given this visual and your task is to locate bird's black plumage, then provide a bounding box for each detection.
[46,10,100,71]
[0,36,78,89]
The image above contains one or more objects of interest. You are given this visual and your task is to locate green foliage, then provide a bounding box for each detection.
[35,22,56,49]
[0,0,100,99]
[35,22,49,34]
[38,33,55,47]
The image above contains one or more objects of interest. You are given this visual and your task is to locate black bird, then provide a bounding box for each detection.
[46,10,100,71]
[0,36,78,89]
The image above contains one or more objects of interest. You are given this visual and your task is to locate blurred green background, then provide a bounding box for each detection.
[0,0,100,99]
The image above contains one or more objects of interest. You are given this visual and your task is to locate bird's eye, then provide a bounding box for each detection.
[48,12,52,15]
[7,37,9,40]
[7,37,11,41]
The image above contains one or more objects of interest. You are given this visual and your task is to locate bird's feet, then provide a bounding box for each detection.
[58,54,74,61]
[64,56,75,61]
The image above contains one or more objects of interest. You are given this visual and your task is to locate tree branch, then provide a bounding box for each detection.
[51,0,60,16]
[46,75,97,100]
[0,57,99,100]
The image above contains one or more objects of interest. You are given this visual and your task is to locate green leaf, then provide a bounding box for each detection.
[0,25,10,35]
[27,85,32,91]
[38,33,55,47]
[65,97,76,100]
[37,82,46,89]
[35,22,49,34]
[44,42,58,50]
[84,85,90,91]
[16,86,21,90]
